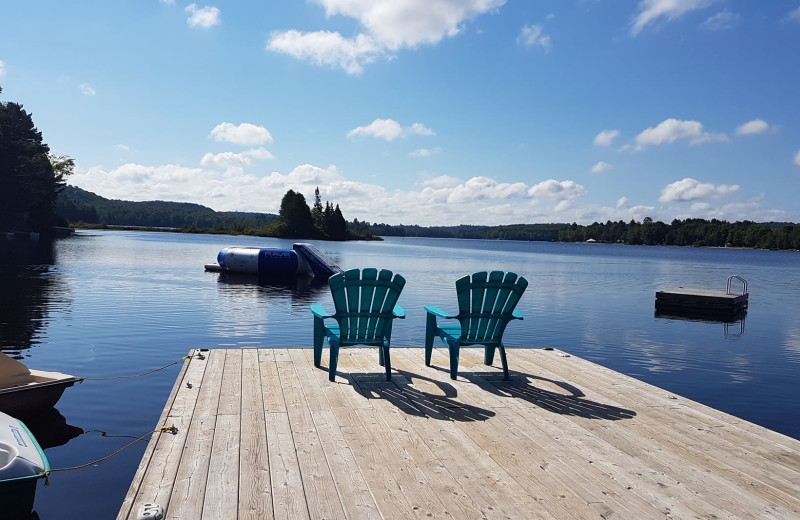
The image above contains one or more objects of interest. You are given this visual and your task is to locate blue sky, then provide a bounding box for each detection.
[2,0,799,226]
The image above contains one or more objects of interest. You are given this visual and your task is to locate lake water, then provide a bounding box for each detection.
[2,230,799,519]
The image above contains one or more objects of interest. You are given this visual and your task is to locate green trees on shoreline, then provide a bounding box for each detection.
[272,188,353,240]
[0,85,72,234]
[56,183,800,250]
[557,218,800,249]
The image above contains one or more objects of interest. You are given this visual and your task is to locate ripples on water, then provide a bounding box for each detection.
[1,231,799,519]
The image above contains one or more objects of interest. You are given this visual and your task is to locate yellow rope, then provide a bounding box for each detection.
[43,425,179,484]
[79,352,203,382]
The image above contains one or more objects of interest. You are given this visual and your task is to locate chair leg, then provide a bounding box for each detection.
[383,344,392,382]
[313,317,324,367]
[446,339,460,380]
[424,313,437,366]
[484,345,496,366]
[329,338,340,382]
[498,344,509,381]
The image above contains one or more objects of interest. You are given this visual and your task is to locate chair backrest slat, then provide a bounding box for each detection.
[455,270,527,345]
[329,268,405,345]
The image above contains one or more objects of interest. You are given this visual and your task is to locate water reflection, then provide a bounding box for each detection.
[654,309,747,337]
[0,240,65,352]
[208,271,331,345]
[14,406,84,449]
[213,271,329,302]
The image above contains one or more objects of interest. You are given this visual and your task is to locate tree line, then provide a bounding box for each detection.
[557,218,800,250]
[56,185,373,240]
[56,185,280,232]
[346,218,799,250]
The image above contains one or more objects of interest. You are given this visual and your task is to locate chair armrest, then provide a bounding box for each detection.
[512,310,523,320]
[393,305,406,319]
[424,305,456,319]
[310,304,333,319]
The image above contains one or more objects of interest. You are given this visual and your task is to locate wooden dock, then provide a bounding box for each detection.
[117,348,800,520]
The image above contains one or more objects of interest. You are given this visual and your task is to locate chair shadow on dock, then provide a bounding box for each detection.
[348,371,497,422]
[419,364,637,421]
[470,370,637,421]
[345,366,635,422]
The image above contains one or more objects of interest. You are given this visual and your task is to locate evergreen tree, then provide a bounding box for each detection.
[0,85,70,232]
[328,204,348,240]
[277,189,316,238]
[311,186,324,230]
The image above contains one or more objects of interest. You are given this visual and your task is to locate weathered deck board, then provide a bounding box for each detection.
[118,348,800,520]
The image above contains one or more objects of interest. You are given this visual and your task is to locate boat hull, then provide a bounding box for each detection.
[0,375,80,416]
[0,412,50,518]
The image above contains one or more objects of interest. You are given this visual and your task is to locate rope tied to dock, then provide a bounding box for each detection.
[42,424,179,485]
[78,351,205,382]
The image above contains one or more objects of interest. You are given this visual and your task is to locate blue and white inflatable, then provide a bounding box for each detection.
[205,242,343,279]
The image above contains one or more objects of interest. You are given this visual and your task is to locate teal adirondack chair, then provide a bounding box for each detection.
[425,271,528,380]
[311,268,406,381]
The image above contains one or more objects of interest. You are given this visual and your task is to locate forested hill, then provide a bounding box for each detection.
[56,186,800,249]
[56,185,278,230]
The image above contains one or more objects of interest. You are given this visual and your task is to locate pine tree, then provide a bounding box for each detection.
[0,86,67,232]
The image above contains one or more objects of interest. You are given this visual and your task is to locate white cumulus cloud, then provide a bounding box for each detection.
[736,119,770,136]
[185,4,220,29]
[267,0,506,74]
[410,147,442,157]
[635,118,727,148]
[319,0,506,50]
[594,129,620,147]
[447,176,528,203]
[422,175,461,189]
[200,148,275,170]
[517,24,551,51]
[658,177,739,202]
[631,0,717,36]
[794,150,800,168]
[209,122,273,146]
[591,161,613,174]
[700,10,740,31]
[528,179,586,201]
[267,31,383,75]
[347,119,434,141]
[79,83,96,96]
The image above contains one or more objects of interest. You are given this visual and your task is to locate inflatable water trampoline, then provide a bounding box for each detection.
[204,242,343,280]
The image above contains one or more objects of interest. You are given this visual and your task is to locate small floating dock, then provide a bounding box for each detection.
[117,347,800,520]
[655,275,749,316]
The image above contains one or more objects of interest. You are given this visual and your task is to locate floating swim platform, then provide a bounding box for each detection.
[204,242,343,280]
[655,275,748,316]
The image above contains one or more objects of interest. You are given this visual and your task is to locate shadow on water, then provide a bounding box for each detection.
[14,406,84,450]
[0,240,62,353]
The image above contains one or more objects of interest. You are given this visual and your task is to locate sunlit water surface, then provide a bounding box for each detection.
[1,230,798,519]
